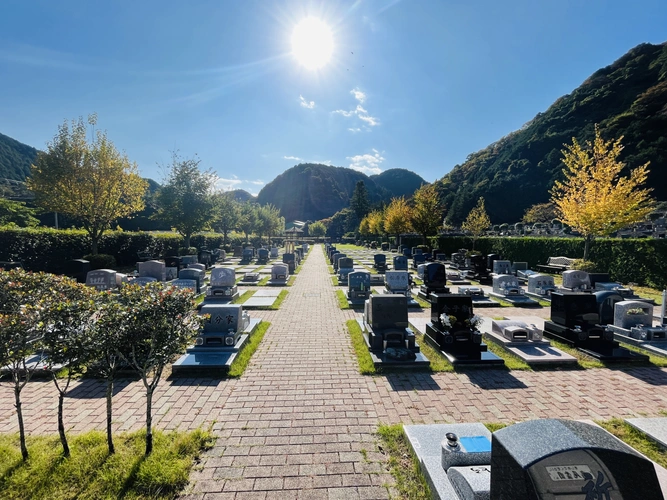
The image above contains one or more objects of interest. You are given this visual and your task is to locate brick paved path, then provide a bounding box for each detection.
[2,245,667,499]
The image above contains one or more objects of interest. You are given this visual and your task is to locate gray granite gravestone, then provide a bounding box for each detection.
[137,260,166,281]
[132,277,158,286]
[492,260,512,275]
[347,271,371,303]
[86,269,117,291]
[561,269,592,291]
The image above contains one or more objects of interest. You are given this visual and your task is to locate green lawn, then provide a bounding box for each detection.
[0,429,212,500]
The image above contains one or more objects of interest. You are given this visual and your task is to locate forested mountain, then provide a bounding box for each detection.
[0,132,38,182]
[256,163,426,221]
[437,41,667,224]
[370,168,426,198]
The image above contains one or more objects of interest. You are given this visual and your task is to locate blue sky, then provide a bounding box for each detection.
[1,0,666,195]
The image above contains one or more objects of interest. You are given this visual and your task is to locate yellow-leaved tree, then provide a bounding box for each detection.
[461,197,491,250]
[384,197,413,247]
[410,184,444,244]
[550,126,654,261]
[367,209,385,237]
[29,115,147,254]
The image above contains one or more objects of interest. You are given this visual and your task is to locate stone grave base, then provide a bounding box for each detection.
[355,319,430,368]
[625,418,667,449]
[171,319,261,376]
[542,322,649,362]
[202,291,239,304]
[243,289,281,308]
[449,279,471,285]
[405,423,492,500]
[346,291,370,307]
[379,289,420,307]
[488,292,538,307]
[481,329,577,365]
[266,278,288,286]
[525,292,551,302]
[607,326,667,358]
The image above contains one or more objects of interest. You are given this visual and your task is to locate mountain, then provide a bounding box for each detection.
[0,132,38,182]
[256,163,426,221]
[226,189,255,202]
[437,42,667,224]
[370,168,426,198]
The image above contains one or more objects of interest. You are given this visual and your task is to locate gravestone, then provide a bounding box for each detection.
[241,248,254,263]
[412,253,426,269]
[337,257,355,283]
[417,263,426,280]
[347,271,371,302]
[233,246,243,257]
[64,259,90,283]
[333,253,347,272]
[170,279,197,291]
[486,253,500,271]
[164,256,181,280]
[561,270,592,291]
[412,247,422,256]
[86,269,117,291]
[607,300,667,345]
[451,252,466,269]
[257,248,269,264]
[424,293,503,365]
[470,254,491,284]
[511,261,528,275]
[189,263,206,273]
[218,249,227,262]
[384,270,411,296]
[526,274,557,297]
[492,275,524,297]
[491,419,662,499]
[492,260,512,275]
[138,260,166,281]
[270,247,279,259]
[402,247,412,258]
[181,255,198,267]
[543,292,648,361]
[207,267,237,301]
[418,262,449,300]
[393,255,408,271]
[381,242,389,251]
[373,254,387,273]
[179,268,204,293]
[132,276,158,286]
[198,249,212,268]
[283,253,296,273]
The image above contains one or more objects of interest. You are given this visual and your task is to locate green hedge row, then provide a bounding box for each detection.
[0,228,253,273]
[395,235,667,288]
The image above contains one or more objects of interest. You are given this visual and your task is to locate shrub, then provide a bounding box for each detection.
[570,259,598,272]
[178,247,198,256]
[83,254,117,270]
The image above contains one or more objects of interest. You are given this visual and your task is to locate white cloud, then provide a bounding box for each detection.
[299,95,315,109]
[214,175,264,192]
[283,155,331,165]
[351,88,366,103]
[347,150,385,175]
[283,155,302,161]
[332,88,380,130]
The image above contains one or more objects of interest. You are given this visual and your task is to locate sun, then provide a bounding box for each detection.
[291,17,334,70]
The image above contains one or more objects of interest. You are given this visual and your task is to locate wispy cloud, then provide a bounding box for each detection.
[332,88,380,131]
[347,149,385,175]
[283,155,302,161]
[250,180,265,185]
[299,95,315,109]
[283,155,332,165]
[215,175,264,192]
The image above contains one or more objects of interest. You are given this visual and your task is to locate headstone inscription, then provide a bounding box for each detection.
[86,269,117,291]
[179,268,203,293]
[424,294,502,365]
[526,274,557,297]
[561,270,592,291]
[492,260,512,275]
[347,271,371,302]
[384,271,411,297]
[170,279,197,291]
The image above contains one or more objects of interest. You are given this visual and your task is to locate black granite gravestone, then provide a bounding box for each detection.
[418,262,450,301]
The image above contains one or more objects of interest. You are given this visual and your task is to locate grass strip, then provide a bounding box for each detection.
[377,424,432,500]
[346,319,376,374]
[227,321,270,377]
[0,429,212,500]
[483,340,532,370]
[337,290,351,309]
[258,276,270,286]
[232,290,254,305]
[332,276,339,286]
[252,290,288,310]
[597,418,667,469]
[287,275,296,286]
[408,325,453,373]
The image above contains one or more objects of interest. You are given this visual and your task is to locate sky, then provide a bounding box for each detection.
[1,0,666,195]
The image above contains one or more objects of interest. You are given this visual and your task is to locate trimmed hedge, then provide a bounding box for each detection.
[399,235,667,288]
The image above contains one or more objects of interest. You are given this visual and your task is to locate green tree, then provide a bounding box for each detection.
[0,199,40,227]
[238,202,257,243]
[212,193,240,246]
[410,184,444,244]
[255,204,282,244]
[461,197,491,250]
[522,202,556,224]
[309,221,326,240]
[154,153,216,248]
[349,181,370,222]
[117,283,203,455]
[551,126,654,260]
[40,279,97,457]
[28,115,147,253]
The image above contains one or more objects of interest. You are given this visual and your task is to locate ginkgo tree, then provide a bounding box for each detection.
[550,126,654,261]
[384,197,412,247]
[461,197,491,250]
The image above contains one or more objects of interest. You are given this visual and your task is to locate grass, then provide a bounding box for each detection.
[597,418,667,469]
[346,319,376,374]
[483,340,532,370]
[408,326,453,373]
[287,275,296,286]
[332,276,339,286]
[376,424,432,500]
[484,422,508,433]
[0,428,213,500]
[258,276,270,286]
[412,295,430,309]
[337,290,351,310]
[227,321,270,377]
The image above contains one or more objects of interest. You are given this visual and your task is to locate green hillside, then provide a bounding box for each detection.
[256,163,426,221]
[438,41,667,224]
[370,168,426,198]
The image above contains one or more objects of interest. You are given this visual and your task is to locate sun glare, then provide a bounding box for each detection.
[291,17,334,70]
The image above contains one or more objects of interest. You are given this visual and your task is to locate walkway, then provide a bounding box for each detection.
[2,245,667,499]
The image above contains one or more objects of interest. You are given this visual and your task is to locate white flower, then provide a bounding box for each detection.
[468,314,483,330]
[439,314,452,328]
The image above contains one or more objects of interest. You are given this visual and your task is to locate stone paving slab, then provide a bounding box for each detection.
[626,417,667,448]
[243,297,277,307]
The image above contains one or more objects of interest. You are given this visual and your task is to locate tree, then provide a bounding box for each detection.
[0,199,40,227]
[117,283,202,455]
[154,153,216,248]
[40,278,97,457]
[308,221,326,240]
[238,202,257,243]
[212,193,241,246]
[551,126,654,260]
[29,115,147,253]
[384,197,413,246]
[410,184,444,244]
[522,202,556,224]
[367,209,385,237]
[0,270,60,460]
[349,181,370,222]
[461,197,491,250]
[255,204,282,244]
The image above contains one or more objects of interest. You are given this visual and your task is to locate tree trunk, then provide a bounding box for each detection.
[14,382,28,461]
[91,237,99,255]
[583,235,592,261]
[145,387,154,455]
[185,233,191,249]
[223,230,228,246]
[106,373,115,454]
[58,391,70,457]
